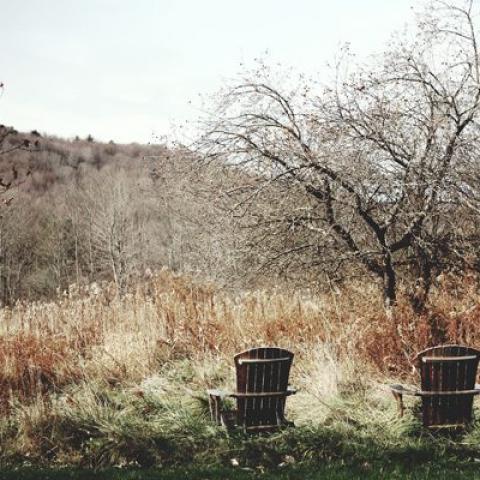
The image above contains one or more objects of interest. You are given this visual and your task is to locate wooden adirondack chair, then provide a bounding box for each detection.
[207,347,296,432]
[390,345,480,429]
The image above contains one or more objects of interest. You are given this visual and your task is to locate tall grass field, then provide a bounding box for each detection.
[1,270,480,476]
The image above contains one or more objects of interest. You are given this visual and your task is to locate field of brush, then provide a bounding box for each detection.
[2,269,480,478]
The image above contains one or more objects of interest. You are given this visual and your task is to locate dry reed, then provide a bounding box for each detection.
[0,269,479,405]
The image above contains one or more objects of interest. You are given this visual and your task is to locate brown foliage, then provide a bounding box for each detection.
[1,270,480,407]
[0,333,81,408]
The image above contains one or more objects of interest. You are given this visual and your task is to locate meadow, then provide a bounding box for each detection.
[1,269,480,477]
[4,0,480,476]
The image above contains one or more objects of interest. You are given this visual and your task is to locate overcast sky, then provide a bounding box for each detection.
[0,0,414,144]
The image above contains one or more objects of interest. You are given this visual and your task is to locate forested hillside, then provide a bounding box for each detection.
[2,113,480,311]
[0,130,244,304]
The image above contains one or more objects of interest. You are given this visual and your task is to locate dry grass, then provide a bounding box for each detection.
[0,269,479,405]
[0,269,480,467]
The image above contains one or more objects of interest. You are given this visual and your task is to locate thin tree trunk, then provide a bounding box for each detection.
[411,246,432,313]
[383,252,397,308]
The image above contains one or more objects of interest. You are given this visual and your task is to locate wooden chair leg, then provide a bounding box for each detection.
[220,410,237,430]
[208,394,222,425]
[208,393,236,429]
[392,391,404,417]
[276,402,294,427]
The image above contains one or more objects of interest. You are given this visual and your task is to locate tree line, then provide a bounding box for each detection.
[197,0,480,311]
[2,1,480,313]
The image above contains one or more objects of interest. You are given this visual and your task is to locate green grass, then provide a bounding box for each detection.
[2,463,480,480]
[3,361,480,475]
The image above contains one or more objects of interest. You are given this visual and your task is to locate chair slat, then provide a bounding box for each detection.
[418,389,480,396]
[422,355,477,362]
[238,357,292,364]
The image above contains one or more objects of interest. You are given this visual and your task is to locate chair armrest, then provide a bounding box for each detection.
[207,389,235,426]
[287,386,297,396]
[416,388,480,396]
[389,384,420,396]
[389,384,420,417]
[390,384,480,397]
[206,389,234,398]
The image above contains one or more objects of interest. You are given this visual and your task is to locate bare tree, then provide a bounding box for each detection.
[0,84,39,302]
[198,0,480,309]
[147,147,243,284]
[72,167,153,295]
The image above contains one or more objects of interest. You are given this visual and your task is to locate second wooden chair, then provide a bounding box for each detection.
[207,346,297,432]
[390,344,480,429]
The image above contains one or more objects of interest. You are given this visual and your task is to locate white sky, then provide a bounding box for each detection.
[0,0,414,144]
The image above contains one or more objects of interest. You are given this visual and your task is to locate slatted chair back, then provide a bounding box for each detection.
[414,345,480,428]
[233,347,294,432]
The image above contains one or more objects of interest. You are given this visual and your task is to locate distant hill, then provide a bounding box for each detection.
[1,129,171,194]
[0,128,243,304]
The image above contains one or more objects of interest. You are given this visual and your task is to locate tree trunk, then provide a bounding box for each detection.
[410,246,432,313]
[383,253,397,308]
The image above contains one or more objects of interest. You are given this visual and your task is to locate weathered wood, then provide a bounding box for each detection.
[417,390,480,396]
[207,347,296,432]
[389,384,480,396]
[237,357,292,365]
[416,345,480,428]
[391,345,480,429]
[232,391,291,397]
[421,355,477,362]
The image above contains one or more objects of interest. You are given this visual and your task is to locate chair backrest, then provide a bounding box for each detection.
[414,345,480,428]
[234,347,294,431]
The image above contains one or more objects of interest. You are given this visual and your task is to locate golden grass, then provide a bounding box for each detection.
[0,269,480,406]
